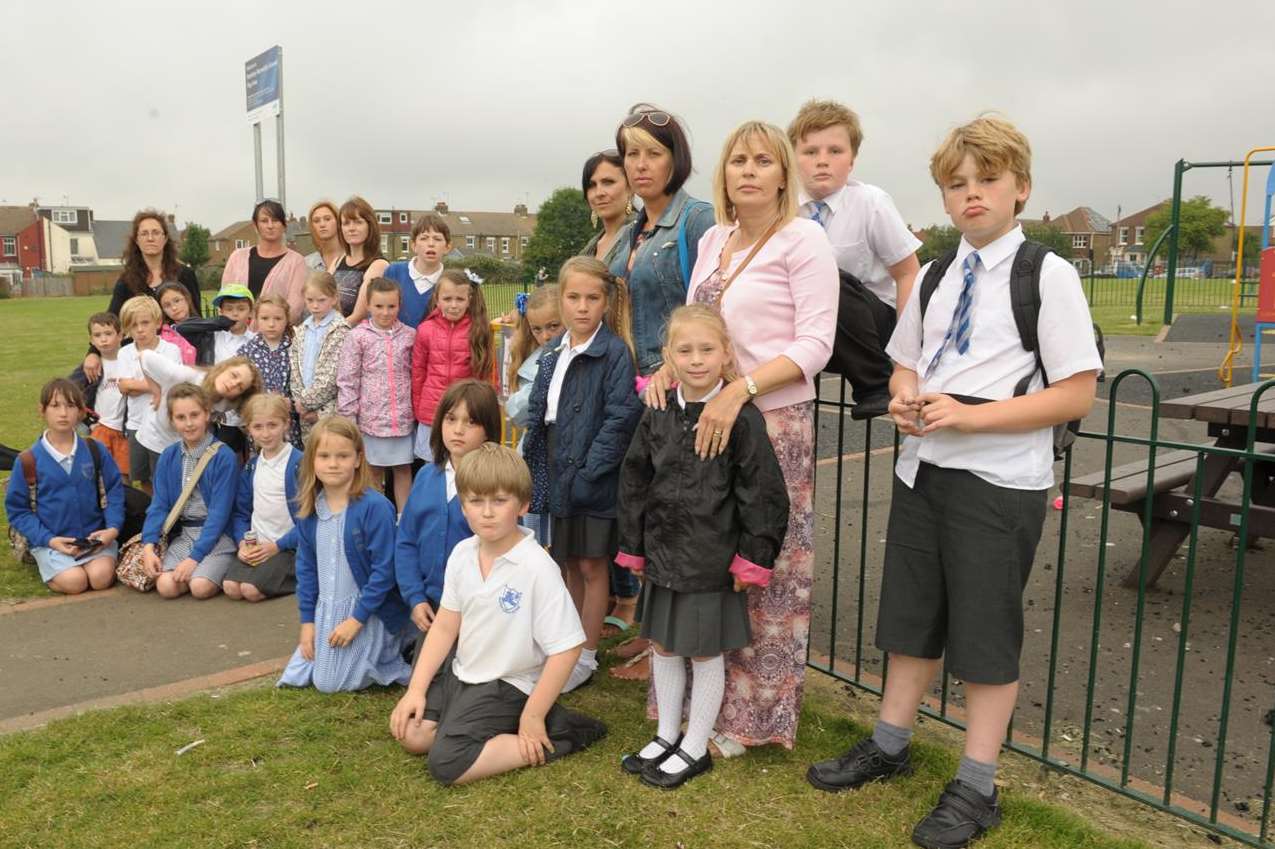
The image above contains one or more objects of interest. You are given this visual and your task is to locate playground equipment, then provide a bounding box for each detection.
[1213,147,1275,386]
[1246,159,1275,382]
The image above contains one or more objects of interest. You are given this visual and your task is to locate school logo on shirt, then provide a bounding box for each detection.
[498,585,522,614]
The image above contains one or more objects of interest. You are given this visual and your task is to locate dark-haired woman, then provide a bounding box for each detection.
[83,210,202,381]
[579,150,633,267]
[609,103,716,378]
[336,196,389,325]
[222,199,308,324]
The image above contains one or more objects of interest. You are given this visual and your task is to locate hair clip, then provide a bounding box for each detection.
[515,292,529,316]
[463,268,484,285]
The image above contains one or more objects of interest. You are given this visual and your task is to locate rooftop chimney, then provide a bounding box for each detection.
[434,201,449,215]
[514,203,528,217]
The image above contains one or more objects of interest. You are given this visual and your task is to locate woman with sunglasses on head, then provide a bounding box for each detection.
[579,150,635,268]
[222,199,309,325]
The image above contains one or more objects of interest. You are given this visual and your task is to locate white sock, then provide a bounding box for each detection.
[663,655,724,772]
[639,652,686,759]
[562,648,598,693]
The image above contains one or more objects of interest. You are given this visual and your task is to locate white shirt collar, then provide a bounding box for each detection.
[444,460,457,502]
[798,180,852,217]
[957,224,1025,273]
[259,442,292,468]
[555,324,602,356]
[676,379,724,409]
[409,259,444,286]
[41,432,77,465]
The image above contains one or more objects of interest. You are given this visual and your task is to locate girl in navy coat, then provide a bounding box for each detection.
[140,382,241,600]
[277,416,412,693]
[5,379,125,594]
[224,394,302,602]
[394,379,502,640]
[523,256,644,690]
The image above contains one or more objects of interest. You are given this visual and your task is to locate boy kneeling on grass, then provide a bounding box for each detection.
[389,443,607,785]
[805,115,1101,849]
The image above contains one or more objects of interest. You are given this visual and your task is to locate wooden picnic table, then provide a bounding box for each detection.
[1067,382,1275,587]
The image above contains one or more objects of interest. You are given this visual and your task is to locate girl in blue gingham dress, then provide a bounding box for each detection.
[240,294,302,447]
[277,416,412,693]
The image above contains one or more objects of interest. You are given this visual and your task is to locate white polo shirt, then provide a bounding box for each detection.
[409,259,444,296]
[544,325,601,424]
[885,226,1102,491]
[251,444,295,543]
[800,179,920,307]
[95,356,127,431]
[440,528,586,695]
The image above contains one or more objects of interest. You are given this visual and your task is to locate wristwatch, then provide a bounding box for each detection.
[744,374,759,398]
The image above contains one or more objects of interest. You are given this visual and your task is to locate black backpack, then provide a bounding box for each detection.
[919,240,1105,460]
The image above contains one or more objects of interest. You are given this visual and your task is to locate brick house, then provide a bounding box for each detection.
[207,221,257,267]
[1022,206,1114,271]
[372,202,536,262]
[0,206,36,287]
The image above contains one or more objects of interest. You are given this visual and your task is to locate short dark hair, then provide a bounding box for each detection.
[87,312,120,333]
[615,102,694,197]
[40,378,85,410]
[411,213,451,244]
[429,379,502,467]
[581,149,625,196]
[252,199,286,226]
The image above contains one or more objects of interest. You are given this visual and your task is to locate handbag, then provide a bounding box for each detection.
[116,443,222,592]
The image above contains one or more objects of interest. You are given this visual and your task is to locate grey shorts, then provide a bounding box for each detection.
[423,657,575,785]
[127,430,161,485]
[874,463,1047,685]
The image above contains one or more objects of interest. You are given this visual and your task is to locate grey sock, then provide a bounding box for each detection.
[871,719,912,757]
[956,755,997,797]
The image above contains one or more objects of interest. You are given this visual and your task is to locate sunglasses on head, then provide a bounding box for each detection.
[622,108,672,128]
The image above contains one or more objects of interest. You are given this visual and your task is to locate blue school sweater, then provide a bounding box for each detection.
[382,261,435,329]
[4,436,125,547]
[395,462,472,610]
[230,447,302,551]
[293,488,409,633]
[141,437,240,561]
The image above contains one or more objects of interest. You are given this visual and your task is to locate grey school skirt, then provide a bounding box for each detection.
[637,581,752,658]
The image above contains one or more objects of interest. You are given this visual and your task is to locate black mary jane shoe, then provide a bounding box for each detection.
[621,735,682,775]
[639,747,713,789]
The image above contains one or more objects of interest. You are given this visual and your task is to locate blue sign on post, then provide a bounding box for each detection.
[245,46,282,124]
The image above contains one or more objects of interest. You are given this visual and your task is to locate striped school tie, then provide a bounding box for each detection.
[925,251,979,379]
[806,200,830,229]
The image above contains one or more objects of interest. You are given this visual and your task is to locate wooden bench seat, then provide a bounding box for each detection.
[1066,444,1275,507]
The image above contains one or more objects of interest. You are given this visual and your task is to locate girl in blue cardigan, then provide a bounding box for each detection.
[278,416,412,693]
[395,379,502,640]
[5,379,125,594]
[140,383,241,600]
[224,394,302,602]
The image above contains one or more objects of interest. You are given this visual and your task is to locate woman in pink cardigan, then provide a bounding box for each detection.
[643,120,837,757]
[222,200,308,325]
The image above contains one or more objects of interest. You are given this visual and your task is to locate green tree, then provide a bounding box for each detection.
[917,225,961,264]
[1022,223,1073,260]
[180,223,210,268]
[521,188,593,283]
[1143,195,1227,262]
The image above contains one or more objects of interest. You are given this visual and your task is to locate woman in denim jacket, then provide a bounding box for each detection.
[609,103,716,378]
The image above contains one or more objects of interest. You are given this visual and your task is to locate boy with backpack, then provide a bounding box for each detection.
[805,115,1101,849]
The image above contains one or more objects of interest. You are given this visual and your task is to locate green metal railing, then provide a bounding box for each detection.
[807,370,1275,847]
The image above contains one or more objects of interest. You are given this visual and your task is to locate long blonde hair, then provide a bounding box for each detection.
[506,285,560,387]
[557,256,634,363]
[295,416,374,518]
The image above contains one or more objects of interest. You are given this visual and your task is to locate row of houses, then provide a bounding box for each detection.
[0,204,166,287]
[208,201,537,267]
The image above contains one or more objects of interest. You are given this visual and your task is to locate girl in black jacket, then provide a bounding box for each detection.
[615,305,789,789]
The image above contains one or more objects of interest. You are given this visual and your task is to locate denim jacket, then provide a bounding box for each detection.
[609,189,715,375]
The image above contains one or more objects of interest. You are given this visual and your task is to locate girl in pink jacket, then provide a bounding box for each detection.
[410,270,491,461]
[338,279,417,511]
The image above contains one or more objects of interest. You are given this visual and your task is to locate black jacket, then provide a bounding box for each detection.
[524,323,643,518]
[174,316,235,366]
[616,391,789,593]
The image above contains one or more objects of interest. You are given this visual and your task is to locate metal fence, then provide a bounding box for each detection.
[806,370,1275,847]
[1081,273,1253,312]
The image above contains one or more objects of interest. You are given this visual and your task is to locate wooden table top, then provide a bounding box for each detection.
[1159,382,1275,428]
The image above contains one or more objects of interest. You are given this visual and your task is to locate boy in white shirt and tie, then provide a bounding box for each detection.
[806,116,1101,849]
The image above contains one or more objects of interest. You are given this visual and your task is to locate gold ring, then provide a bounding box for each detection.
[713,430,724,436]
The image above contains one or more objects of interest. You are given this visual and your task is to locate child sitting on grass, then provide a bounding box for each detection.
[389,443,607,786]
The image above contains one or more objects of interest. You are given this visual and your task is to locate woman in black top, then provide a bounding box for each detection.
[84,209,201,381]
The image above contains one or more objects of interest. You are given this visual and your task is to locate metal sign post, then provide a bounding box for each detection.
[245,46,285,209]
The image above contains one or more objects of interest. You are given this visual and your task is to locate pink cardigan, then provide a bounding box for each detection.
[687,217,837,412]
[222,247,309,325]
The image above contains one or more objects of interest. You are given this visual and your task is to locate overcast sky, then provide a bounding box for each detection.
[3,0,1275,234]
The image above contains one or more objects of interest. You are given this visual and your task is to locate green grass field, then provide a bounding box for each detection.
[0,294,1192,849]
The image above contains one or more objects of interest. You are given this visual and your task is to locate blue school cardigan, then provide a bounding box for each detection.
[394,462,472,610]
[141,438,240,561]
[4,437,125,547]
[230,447,302,551]
[382,261,434,329]
[293,488,409,633]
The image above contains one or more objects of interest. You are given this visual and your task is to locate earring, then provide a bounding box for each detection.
[590,210,599,228]
[624,197,634,217]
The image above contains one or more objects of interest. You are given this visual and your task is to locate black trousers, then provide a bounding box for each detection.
[826,270,896,404]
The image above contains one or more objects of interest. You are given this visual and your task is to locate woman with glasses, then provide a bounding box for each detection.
[609,104,716,379]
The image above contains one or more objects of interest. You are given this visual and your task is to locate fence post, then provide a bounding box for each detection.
[1163,159,1186,326]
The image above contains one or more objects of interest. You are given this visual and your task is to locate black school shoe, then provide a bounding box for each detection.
[621,734,683,775]
[911,780,1001,849]
[545,710,608,763]
[639,747,713,789]
[806,738,913,792]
